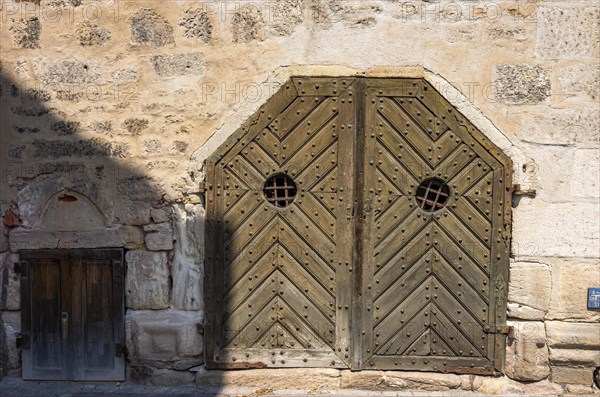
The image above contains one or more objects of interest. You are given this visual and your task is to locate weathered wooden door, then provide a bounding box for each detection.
[19,249,125,381]
[358,79,512,373]
[206,77,512,374]
[206,78,357,368]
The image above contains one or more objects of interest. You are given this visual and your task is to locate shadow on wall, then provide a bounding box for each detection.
[0,70,213,389]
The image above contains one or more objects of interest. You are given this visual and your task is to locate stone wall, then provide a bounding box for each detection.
[1,0,598,392]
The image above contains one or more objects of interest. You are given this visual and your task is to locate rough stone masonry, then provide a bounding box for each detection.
[0,0,599,394]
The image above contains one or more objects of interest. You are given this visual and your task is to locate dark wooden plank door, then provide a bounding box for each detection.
[73,250,125,380]
[206,78,357,368]
[20,254,70,380]
[20,249,124,381]
[359,79,511,373]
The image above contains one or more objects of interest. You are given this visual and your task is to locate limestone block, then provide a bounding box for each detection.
[33,57,103,85]
[109,68,138,84]
[30,139,129,159]
[231,7,265,43]
[546,322,600,349]
[0,253,20,311]
[144,138,162,155]
[121,118,149,135]
[525,380,564,395]
[1,311,21,370]
[145,232,174,251]
[179,8,212,42]
[76,21,111,46]
[125,310,203,370]
[195,368,340,388]
[550,348,600,367]
[559,64,600,100]
[571,149,600,199]
[508,303,545,321]
[117,176,164,202]
[116,201,151,226]
[536,7,599,59]
[565,384,595,395]
[150,208,170,223]
[340,370,384,388]
[512,202,600,259]
[508,262,551,318]
[9,17,40,48]
[171,204,204,311]
[125,250,169,310]
[459,375,483,391]
[9,226,144,251]
[384,372,462,391]
[143,223,172,233]
[505,321,550,381]
[494,64,550,104]
[270,0,304,36]
[130,9,174,47]
[552,366,593,385]
[547,262,600,321]
[476,376,528,394]
[150,53,204,77]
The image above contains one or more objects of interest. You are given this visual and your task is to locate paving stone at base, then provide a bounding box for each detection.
[384,371,462,391]
[195,368,340,389]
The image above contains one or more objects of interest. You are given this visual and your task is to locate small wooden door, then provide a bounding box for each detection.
[19,249,125,381]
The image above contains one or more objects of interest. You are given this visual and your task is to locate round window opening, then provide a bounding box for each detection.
[263,173,297,208]
[415,178,451,212]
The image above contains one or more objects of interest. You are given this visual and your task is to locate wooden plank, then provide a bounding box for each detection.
[292,77,356,97]
[364,78,422,97]
[270,96,325,139]
[367,355,495,374]
[215,81,298,165]
[20,252,68,380]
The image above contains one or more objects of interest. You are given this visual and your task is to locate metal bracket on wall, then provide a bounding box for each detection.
[512,184,537,198]
[13,261,26,274]
[15,333,30,349]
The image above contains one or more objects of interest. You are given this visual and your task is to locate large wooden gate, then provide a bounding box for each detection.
[206,77,512,374]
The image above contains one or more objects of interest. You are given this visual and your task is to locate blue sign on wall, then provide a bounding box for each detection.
[588,288,600,309]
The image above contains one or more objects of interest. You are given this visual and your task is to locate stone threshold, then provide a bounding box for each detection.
[2,369,599,396]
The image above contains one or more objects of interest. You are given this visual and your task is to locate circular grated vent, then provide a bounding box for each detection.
[264,173,297,208]
[415,178,451,212]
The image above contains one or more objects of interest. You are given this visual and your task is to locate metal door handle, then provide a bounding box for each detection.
[61,312,68,343]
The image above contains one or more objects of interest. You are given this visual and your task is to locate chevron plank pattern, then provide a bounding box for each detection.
[364,92,499,366]
[208,78,511,373]
[217,95,343,361]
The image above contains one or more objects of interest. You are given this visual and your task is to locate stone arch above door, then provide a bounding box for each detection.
[205,77,513,375]
[9,178,143,251]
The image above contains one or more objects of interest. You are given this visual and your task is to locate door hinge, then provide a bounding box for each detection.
[14,261,27,275]
[512,184,536,198]
[484,325,514,338]
[16,333,30,349]
[116,343,127,358]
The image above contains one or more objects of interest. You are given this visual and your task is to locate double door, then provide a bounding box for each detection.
[205,77,512,374]
[19,249,125,380]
